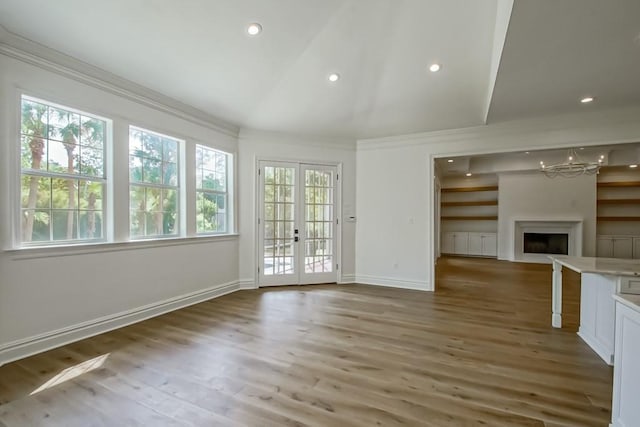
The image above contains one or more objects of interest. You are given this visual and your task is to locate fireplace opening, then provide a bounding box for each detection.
[523,232,569,255]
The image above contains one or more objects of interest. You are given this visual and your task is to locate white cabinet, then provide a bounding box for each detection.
[468,233,483,256]
[578,273,617,364]
[441,232,469,255]
[453,233,469,255]
[634,237,640,260]
[482,233,497,257]
[596,236,634,259]
[611,297,640,427]
[442,232,496,257]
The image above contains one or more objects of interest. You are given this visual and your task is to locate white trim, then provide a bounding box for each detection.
[355,275,432,291]
[357,105,640,152]
[0,280,240,366]
[512,219,583,263]
[577,330,615,366]
[238,279,257,290]
[0,26,239,138]
[339,274,356,284]
[5,234,239,260]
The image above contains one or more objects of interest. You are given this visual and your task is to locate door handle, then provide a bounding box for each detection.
[294,236,299,242]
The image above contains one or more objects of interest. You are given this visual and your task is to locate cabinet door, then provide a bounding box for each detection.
[441,232,455,254]
[481,233,497,257]
[597,237,613,258]
[633,237,640,260]
[453,233,469,255]
[467,233,482,256]
[613,237,633,259]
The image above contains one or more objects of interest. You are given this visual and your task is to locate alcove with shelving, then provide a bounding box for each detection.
[596,167,640,259]
[440,174,498,257]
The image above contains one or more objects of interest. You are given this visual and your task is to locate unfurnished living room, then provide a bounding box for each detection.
[1,1,640,426]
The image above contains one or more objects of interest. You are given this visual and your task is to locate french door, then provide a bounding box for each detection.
[258,161,338,286]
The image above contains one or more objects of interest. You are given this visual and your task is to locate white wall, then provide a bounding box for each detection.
[356,105,640,291]
[497,172,597,260]
[356,144,429,289]
[237,130,356,286]
[0,51,240,363]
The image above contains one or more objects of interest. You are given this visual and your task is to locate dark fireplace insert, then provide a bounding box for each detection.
[523,232,569,255]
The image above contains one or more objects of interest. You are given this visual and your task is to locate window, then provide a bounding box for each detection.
[20,96,107,245]
[129,127,180,238]
[195,144,229,233]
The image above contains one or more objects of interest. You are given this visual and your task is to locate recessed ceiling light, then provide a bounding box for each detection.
[465,173,472,177]
[630,164,638,168]
[328,73,340,83]
[429,63,441,73]
[247,23,262,36]
[447,159,454,163]
[580,96,594,103]
[525,152,530,155]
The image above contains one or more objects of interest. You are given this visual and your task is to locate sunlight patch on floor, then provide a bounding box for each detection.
[30,353,110,396]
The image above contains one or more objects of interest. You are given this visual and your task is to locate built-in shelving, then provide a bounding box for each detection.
[597,199,640,205]
[440,184,499,223]
[441,216,498,221]
[439,178,499,258]
[597,181,640,188]
[441,200,498,207]
[596,173,640,225]
[441,186,498,193]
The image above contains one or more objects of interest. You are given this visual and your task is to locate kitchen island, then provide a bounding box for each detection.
[549,255,640,365]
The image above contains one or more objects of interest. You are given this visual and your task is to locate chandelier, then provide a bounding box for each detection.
[540,148,602,178]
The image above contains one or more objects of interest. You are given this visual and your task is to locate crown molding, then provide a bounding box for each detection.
[239,128,356,151]
[0,25,239,138]
[357,105,640,153]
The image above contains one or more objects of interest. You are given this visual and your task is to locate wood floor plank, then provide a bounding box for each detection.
[0,257,612,426]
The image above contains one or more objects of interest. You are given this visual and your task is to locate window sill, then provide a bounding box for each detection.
[5,234,240,260]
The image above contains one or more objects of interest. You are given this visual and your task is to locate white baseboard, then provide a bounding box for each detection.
[238,279,257,290]
[0,280,239,366]
[577,330,614,366]
[355,275,432,291]
[339,274,356,284]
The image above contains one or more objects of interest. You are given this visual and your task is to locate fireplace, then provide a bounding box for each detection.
[513,219,582,263]
[523,233,569,255]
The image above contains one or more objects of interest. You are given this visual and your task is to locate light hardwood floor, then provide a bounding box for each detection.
[0,257,612,426]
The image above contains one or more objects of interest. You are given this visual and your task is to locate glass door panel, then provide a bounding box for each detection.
[300,165,337,284]
[259,163,298,285]
[258,161,338,286]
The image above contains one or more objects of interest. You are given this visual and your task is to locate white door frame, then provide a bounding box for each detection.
[255,157,342,287]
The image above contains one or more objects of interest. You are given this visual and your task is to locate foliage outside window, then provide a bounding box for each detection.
[20,96,106,245]
[129,127,180,238]
[195,144,228,233]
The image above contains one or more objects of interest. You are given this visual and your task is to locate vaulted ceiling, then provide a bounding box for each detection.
[1,0,639,140]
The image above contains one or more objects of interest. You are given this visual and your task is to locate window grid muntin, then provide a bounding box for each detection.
[20,96,107,245]
[195,144,229,234]
[304,169,334,274]
[129,127,181,238]
[263,166,295,276]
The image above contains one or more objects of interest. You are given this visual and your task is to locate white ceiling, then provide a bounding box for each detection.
[436,142,640,177]
[488,0,640,123]
[1,0,639,140]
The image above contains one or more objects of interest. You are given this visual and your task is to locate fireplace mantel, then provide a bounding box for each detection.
[513,219,583,263]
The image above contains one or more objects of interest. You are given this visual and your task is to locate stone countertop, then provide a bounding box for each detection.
[614,293,640,314]
[548,256,640,277]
